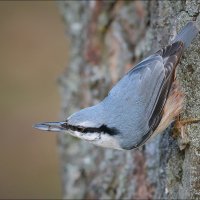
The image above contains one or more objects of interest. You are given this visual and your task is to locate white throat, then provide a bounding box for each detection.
[66,130,122,150]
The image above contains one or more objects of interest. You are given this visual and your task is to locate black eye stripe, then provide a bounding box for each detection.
[61,123,119,136]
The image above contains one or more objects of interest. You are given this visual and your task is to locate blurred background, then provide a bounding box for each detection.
[0,1,68,199]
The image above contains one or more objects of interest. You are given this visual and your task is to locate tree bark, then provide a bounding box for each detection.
[57,1,200,199]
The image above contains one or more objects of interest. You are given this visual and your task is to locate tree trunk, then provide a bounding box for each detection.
[57,1,200,199]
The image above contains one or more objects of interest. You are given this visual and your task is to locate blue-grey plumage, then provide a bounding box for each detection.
[34,22,199,150]
[172,21,199,49]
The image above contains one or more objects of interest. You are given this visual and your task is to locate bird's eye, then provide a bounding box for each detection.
[77,126,85,132]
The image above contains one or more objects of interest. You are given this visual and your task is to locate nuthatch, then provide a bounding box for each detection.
[34,22,199,150]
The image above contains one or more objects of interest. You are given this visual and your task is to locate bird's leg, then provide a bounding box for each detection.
[172,117,200,150]
[178,118,200,125]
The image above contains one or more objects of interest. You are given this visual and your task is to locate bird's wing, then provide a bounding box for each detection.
[104,41,183,148]
[147,41,183,135]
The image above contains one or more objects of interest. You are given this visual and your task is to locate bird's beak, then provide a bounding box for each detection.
[33,122,67,132]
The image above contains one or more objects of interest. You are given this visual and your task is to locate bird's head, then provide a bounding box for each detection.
[34,105,122,150]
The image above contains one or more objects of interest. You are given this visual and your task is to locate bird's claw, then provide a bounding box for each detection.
[172,117,200,150]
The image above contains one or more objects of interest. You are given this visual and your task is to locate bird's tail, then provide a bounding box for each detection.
[172,21,199,49]
[33,121,67,132]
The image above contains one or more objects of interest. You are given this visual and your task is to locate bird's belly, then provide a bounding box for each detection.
[154,81,184,134]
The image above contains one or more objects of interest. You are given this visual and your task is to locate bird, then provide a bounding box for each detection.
[34,22,199,150]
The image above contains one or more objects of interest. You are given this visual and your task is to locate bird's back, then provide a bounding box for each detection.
[101,41,185,149]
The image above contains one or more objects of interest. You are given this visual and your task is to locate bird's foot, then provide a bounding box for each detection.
[172,117,200,150]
